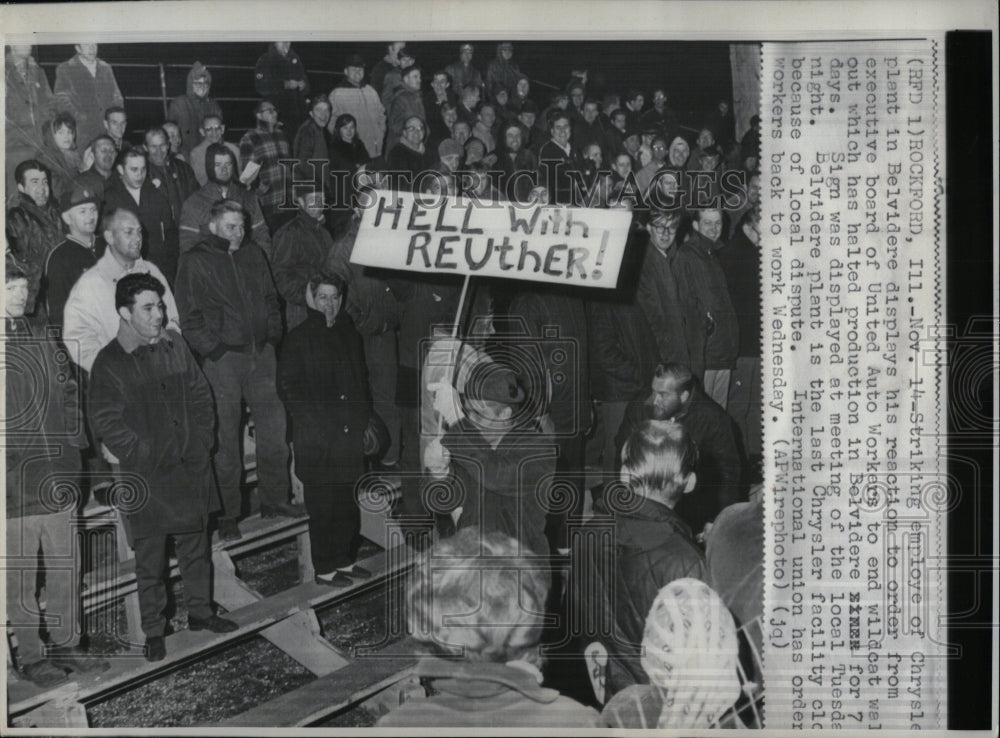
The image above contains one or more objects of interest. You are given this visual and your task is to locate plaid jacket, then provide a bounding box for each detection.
[239,125,292,211]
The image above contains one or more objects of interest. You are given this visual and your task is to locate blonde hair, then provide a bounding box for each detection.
[406,529,550,666]
[621,419,698,506]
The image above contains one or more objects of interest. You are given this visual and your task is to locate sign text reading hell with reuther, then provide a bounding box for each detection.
[351,191,631,288]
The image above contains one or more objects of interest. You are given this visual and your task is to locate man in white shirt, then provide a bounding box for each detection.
[63,208,180,374]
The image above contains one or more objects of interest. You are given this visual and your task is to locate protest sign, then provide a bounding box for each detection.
[350,190,631,289]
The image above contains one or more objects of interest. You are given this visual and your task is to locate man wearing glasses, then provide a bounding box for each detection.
[168,63,224,159]
[189,114,240,186]
[386,116,432,190]
[636,209,703,379]
[537,111,584,205]
[239,100,293,232]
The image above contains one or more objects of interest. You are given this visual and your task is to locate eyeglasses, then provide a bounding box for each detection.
[405,125,425,132]
[203,125,223,133]
[260,108,277,115]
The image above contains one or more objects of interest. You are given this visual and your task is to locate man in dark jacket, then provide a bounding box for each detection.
[675,208,739,407]
[509,285,589,553]
[271,187,333,330]
[103,148,180,285]
[175,200,301,542]
[385,65,426,155]
[445,43,484,100]
[718,208,762,461]
[5,160,62,316]
[615,363,743,537]
[496,122,538,203]
[254,42,310,135]
[537,112,584,206]
[5,263,108,686]
[88,272,238,662]
[167,62,224,159]
[76,134,118,202]
[44,182,103,330]
[635,209,703,378]
[144,127,198,223]
[277,272,374,587]
[179,143,271,257]
[370,42,406,103]
[572,419,706,700]
[586,236,660,476]
[485,42,521,100]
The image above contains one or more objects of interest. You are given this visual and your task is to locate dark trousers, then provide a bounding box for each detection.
[133,527,212,638]
[546,432,586,551]
[728,355,762,459]
[202,346,290,519]
[303,482,360,574]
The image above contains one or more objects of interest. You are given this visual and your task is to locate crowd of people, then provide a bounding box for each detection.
[5,40,764,727]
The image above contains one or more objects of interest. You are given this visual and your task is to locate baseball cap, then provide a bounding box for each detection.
[59,181,101,213]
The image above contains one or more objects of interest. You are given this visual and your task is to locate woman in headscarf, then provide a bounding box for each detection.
[601,578,743,729]
[38,112,82,199]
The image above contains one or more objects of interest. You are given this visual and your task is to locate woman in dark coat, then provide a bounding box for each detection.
[277,272,374,587]
[327,113,370,232]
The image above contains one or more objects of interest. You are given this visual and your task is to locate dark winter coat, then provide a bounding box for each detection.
[5,314,85,519]
[102,177,179,285]
[616,385,744,533]
[178,180,271,257]
[292,118,331,183]
[443,416,556,558]
[717,228,761,358]
[167,64,224,158]
[577,496,706,698]
[385,87,426,154]
[325,218,402,337]
[385,142,432,188]
[254,44,310,131]
[485,56,521,99]
[537,140,584,206]
[634,233,704,378]
[673,232,739,370]
[44,236,105,329]
[277,309,371,486]
[175,233,282,360]
[88,326,217,537]
[147,156,199,222]
[508,288,590,435]
[271,211,334,330]
[5,193,63,314]
[586,288,660,403]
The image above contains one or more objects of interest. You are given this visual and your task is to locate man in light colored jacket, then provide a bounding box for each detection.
[328,54,386,158]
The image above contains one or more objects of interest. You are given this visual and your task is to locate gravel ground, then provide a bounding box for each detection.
[84,537,399,728]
